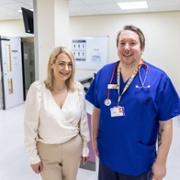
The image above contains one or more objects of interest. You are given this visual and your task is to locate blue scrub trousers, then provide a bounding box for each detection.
[98,161,152,180]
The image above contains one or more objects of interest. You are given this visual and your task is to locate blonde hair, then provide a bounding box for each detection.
[44,46,76,91]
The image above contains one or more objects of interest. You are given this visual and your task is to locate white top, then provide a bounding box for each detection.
[24,81,90,164]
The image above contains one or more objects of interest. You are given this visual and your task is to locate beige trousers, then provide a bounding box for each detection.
[37,134,83,180]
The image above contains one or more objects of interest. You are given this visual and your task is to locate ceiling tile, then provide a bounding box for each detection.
[0,0,180,21]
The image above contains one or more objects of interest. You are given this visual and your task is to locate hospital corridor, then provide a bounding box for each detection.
[0,103,180,180]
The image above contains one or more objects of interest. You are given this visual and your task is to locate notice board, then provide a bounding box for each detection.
[70,36,108,70]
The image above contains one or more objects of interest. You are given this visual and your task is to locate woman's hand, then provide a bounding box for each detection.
[31,161,43,174]
[81,156,89,164]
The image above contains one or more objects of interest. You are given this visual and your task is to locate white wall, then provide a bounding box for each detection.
[1,11,180,94]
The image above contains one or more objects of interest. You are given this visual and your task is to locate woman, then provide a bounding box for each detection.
[24,46,90,180]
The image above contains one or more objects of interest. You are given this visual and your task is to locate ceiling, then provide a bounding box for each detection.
[0,0,180,21]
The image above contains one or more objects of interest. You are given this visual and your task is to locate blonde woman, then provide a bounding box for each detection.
[24,46,90,180]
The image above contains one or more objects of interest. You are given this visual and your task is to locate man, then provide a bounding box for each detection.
[86,25,180,180]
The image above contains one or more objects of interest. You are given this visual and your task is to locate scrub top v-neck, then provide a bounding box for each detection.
[86,60,180,176]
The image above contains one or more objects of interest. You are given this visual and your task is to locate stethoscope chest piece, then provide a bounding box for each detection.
[104,99,111,106]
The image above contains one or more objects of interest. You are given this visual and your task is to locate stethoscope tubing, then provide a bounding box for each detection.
[105,60,150,103]
[106,61,120,100]
[136,63,150,88]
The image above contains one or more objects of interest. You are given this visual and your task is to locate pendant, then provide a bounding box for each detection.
[104,99,111,106]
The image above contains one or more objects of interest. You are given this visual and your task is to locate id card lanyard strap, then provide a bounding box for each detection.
[117,65,138,105]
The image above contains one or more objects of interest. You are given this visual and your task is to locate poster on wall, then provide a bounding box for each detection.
[70,36,108,70]
[72,40,86,61]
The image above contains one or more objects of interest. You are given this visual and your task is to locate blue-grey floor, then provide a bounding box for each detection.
[0,103,180,180]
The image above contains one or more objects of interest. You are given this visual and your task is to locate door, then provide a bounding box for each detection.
[22,41,35,96]
[0,36,24,110]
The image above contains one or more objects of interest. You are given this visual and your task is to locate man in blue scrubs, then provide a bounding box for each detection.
[86,25,180,180]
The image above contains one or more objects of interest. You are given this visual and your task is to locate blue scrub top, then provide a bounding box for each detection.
[86,60,180,176]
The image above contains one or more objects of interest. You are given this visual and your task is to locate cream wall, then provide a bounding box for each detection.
[33,0,69,81]
[69,12,180,94]
[0,20,33,37]
[0,11,180,94]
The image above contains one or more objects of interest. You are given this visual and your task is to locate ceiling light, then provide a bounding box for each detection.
[117,1,148,10]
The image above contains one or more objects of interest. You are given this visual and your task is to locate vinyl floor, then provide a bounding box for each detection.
[0,104,180,180]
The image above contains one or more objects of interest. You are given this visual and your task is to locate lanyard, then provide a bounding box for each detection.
[117,63,139,105]
[105,60,143,106]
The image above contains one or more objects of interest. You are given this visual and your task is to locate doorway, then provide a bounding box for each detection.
[21,37,35,100]
[0,36,24,109]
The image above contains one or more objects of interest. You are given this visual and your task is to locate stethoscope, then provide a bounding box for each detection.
[104,62,119,106]
[104,61,150,106]
[135,63,150,88]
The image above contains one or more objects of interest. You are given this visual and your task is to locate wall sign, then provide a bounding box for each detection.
[71,36,109,70]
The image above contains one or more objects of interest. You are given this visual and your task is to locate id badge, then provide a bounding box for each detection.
[110,106,125,117]
[108,84,118,89]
